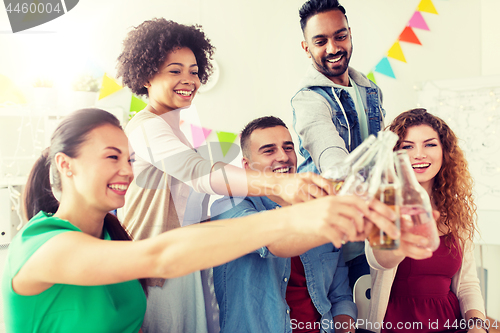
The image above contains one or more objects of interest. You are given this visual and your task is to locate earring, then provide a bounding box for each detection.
[66,171,73,177]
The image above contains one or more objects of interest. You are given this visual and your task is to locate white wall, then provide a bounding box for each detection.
[0,0,495,130]
[1,0,499,321]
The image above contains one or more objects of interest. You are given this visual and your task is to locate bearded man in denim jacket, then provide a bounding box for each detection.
[292,0,386,289]
[210,116,364,333]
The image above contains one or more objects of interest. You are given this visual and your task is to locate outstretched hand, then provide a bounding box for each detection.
[268,172,335,204]
[371,211,439,268]
[391,210,440,260]
[352,198,400,242]
[288,195,388,248]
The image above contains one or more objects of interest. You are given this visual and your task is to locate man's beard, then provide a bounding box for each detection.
[311,49,351,79]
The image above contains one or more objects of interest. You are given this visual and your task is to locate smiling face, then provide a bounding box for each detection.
[66,124,134,213]
[301,9,352,86]
[242,126,297,174]
[399,125,443,193]
[146,47,201,114]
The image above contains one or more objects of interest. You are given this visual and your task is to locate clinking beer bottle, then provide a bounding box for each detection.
[321,135,377,192]
[367,144,401,250]
[394,150,440,252]
[338,131,397,200]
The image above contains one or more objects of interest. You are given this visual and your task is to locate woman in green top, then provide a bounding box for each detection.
[2,108,398,332]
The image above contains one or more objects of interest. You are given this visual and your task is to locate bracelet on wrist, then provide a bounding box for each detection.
[468,317,489,333]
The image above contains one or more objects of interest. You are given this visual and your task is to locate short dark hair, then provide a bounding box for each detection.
[299,0,347,32]
[240,116,288,158]
[116,18,215,96]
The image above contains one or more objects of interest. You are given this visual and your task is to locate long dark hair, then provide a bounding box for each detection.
[23,108,147,293]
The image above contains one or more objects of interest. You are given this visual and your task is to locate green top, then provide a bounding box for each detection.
[2,211,147,333]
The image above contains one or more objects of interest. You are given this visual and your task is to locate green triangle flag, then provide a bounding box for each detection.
[367,71,377,84]
[217,131,238,157]
[130,95,148,119]
[130,95,147,112]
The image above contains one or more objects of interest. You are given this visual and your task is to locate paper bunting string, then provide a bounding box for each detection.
[374,57,396,79]
[216,131,238,157]
[130,95,147,113]
[370,1,438,82]
[399,26,422,45]
[417,0,438,14]
[367,71,377,84]
[387,41,407,63]
[408,11,429,31]
[191,124,212,148]
[0,75,26,105]
[99,74,123,100]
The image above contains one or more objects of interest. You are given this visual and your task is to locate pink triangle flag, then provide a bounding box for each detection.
[408,11,429,31]
[190,124,212,148]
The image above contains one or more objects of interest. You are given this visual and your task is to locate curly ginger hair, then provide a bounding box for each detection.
[388,108,478,251]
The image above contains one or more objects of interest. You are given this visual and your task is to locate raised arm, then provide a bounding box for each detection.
[128,113,334,203]
[13,195,359,296]
[267,196,400,257]
[292,89,348,173]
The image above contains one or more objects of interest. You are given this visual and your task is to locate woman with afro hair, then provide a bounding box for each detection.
[365,109,486,333]
[116,18,341,333]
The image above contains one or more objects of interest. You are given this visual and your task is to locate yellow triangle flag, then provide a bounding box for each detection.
[417,0,438,14]
[387,41,407,63]
[99,74,123,100]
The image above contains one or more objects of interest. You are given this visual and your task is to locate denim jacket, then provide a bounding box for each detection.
[291,66,385,174]
[210,196,357,333]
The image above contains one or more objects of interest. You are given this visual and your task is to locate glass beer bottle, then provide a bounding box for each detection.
[339,131,398,200]
[367,150,401,250]
[337,135,382,198]
[394,150,440,252]
[322,135,377,192]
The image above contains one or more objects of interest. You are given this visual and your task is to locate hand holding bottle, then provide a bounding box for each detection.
[390,210,440,260]
[395,151,441,252]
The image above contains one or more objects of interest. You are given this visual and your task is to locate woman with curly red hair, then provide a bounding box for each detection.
[365,108,486,333]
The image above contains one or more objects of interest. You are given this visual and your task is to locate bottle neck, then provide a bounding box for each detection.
[395,151,433,208]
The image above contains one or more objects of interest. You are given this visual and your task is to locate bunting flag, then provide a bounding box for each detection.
[0,75,26,105]
[216,131,239,157]
[191,124,212,148]
[98,73,123,100]
[369,0,438,81]
[417,0,438,14]
[367,71,377,84]
[408,11,430,31]
[374,57,396,79]
[399,26,422,45]
[387,41,407,63]
[130,95,147,113]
